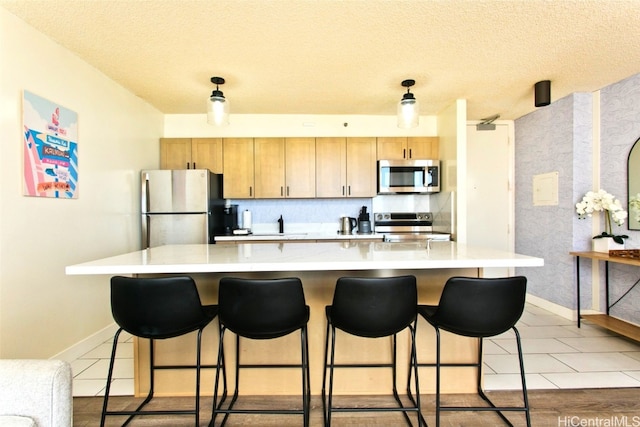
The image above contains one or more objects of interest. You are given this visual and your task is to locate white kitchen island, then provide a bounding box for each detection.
[66,241,543,397]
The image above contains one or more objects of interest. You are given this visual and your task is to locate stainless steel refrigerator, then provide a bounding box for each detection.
[141,169,224,249]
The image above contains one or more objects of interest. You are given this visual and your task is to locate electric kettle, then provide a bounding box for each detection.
[340,216,357,234]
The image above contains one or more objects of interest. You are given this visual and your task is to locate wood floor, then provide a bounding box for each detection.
[74,388,640,426]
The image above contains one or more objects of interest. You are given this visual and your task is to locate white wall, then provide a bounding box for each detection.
[165,113,442,230]
[164,113,438,137]
[436,100,467,242]
[0,9,163,358]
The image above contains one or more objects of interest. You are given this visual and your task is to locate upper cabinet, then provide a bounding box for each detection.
[254,137,316,198]
[160,138,223,172]
[223,138,255,198]
[376,137,439,160]
[160,135,437,200]
[316,137,346,198]
[285,137,316,198]
[254,137,285,198]
[316,137,376,198]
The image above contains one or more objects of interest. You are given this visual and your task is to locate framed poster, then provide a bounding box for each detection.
[22,90,78,198]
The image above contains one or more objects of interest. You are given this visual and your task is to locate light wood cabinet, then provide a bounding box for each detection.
[254,138,285,198]
[346,137,377,197]
[376,136,439,160]
[316,137,376,198]
[159,138,223,172]
[192,138,223,173]
[222,138,254,198]
[254,137,316,198]
[160,138,190,169]
[316,137,347,198]
[285,137,316,198]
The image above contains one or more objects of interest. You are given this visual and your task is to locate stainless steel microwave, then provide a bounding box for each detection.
[377,159,440,194]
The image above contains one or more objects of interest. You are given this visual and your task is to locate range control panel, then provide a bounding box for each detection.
[374,212,433,224]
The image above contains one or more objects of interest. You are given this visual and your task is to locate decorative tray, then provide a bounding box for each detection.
[608,249,640,259]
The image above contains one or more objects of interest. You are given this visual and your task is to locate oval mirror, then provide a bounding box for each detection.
[628,136,640,230]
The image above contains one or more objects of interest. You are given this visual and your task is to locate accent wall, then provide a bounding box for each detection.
[515,73,640,326]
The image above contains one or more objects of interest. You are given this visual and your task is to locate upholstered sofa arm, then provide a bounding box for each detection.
[0,359,72,427]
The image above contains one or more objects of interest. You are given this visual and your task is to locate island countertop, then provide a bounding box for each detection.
[66,240,544,397]
[65,241,543,275]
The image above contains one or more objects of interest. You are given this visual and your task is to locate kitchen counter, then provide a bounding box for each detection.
[65,241,542,275]
[214,231,384,242]
[66,242,543,398]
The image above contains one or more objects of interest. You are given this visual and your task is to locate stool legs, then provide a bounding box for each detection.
[211,326,310,427]
[413,325,530,427]
[322,321,422,427]
[101,327,209,427]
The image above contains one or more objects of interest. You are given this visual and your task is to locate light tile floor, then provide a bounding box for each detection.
[70,303,640,397]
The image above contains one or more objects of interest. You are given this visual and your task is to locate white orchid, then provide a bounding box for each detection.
[576,189,628,244]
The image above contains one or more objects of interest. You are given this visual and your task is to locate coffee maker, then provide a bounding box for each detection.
[212,204,239,236]
[358,206,372,234]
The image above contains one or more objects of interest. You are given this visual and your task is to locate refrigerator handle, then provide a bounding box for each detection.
[142,214,150,249]
[141,173,150,214]
[141,173,150,249]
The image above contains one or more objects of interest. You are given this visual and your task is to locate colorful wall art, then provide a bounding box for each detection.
[22,90,78,198]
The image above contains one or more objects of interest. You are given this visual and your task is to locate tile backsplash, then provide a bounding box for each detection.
[230,193,440,231]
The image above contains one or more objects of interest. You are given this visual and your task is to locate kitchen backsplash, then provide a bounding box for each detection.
[230,193,442,231]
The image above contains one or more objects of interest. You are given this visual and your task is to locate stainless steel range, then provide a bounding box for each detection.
[374,211,451,242]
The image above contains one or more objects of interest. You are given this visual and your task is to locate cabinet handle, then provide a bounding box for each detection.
[186,163,190,169]
[409,149,412,159]
[286,186,290,197]
[342,186,345,196]
[348,185,351,196]
[403,148,406,159]
[281,186,284,197]
[193,162,196,169]
[249,187,253,197]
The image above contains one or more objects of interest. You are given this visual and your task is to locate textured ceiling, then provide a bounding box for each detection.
[2,0,640,120]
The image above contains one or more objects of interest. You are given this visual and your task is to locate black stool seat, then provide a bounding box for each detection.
[322,275,423,427]
[101,275,222,427]
[411,276,531,427]
[211,276,310,427]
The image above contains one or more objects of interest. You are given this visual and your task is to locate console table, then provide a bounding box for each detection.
[570,251,640,342]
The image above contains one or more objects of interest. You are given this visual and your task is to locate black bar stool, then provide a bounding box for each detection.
[101,275,224,427]
[210,277,311,427]
[322,275,422,427]
[409,276,531,427]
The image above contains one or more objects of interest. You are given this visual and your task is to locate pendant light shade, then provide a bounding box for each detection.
[207,76,230,126]
[397,79,419,129]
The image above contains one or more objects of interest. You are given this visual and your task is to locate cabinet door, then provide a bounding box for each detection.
[346,137,377,197]
[408,136,439,159]
[316,137,347,198]
[285,137,316,198]
[254,138,285,198]
[376,137,407,160]
[160,138,192,169]
[192,138,223,173]
[223,138,255,198]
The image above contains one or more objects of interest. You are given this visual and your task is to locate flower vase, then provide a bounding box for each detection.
[592,237,625,253]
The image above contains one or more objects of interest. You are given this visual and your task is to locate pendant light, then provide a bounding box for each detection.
[207,76,230,126]
[397,79,419,129]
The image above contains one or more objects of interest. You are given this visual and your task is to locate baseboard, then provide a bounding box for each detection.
[525,293,590,322]
[51,322,118,363]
